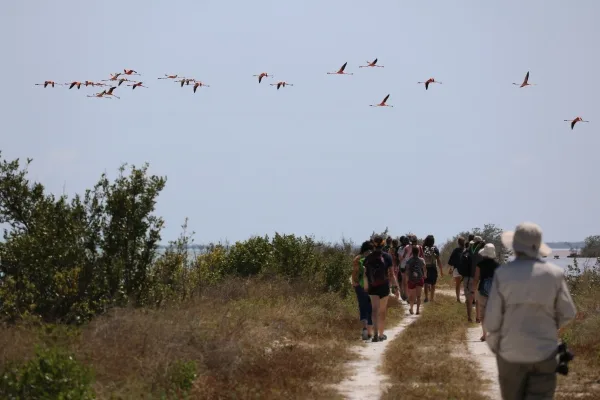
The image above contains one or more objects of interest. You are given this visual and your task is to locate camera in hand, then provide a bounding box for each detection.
[556,341,574,375]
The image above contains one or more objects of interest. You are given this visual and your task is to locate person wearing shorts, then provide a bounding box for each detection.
[405,246,427,315]
[352,241,374,340]
[447,236,466,302]
[363,235,398,343]
[397,236,411,302]
[422,235,443,303]
[474,243,500,341]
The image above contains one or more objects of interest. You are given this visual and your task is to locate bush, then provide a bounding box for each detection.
[0,346,95,399]
[0,152,356,324]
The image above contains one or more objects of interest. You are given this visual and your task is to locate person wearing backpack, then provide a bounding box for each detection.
[352,241,375,341]
[473,243,499,342]
[447,236,466,302]
[397,236,411,302]
[422,235,444,303]
[363,235,398,342]
[460,236,484,322]
[405,245,427,315]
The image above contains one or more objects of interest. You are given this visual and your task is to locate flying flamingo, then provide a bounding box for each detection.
[193,81,210,93]
[418,78,442,90]
[369,94,393,108]
[127,82,148,90]
[87,91,112,99]
[564,116,589,130]
[123,69,140,76]
[513,71,536,88]
[117,78,137,86]
[108,73,121,80]
[35,81,62,88]
[270,81,293,90]
[103,86,120,99]
[176,78,195,87]
[65,81,83,89]
[327,62,353,75]
[253,72,274,83]
[359,59,384,68]
[158,74,179,80]
[84,81,107,87]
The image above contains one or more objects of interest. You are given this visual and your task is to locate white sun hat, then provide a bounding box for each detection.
[479,243,497,259]
[501,222,552,259]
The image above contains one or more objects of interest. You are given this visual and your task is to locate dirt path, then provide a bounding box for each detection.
[467,326,502,399]
[335,301,421,400]
[437,288,502,400]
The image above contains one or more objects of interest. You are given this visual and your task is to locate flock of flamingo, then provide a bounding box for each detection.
[34,62,589,130]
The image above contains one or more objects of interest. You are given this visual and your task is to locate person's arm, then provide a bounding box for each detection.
[387,255,399,289]
[555,275,577,329]
[435,248,443,276]
[421,259,427,279]
[351,256,360,287]
[482,273,503,354]
[473,265,481,291]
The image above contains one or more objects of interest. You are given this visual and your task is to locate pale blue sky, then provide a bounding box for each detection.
[1,1,598,244]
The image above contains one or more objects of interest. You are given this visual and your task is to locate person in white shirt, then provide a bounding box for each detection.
[484,222,577,400]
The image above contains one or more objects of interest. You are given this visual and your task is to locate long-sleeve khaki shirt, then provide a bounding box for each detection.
[483,256,577,363]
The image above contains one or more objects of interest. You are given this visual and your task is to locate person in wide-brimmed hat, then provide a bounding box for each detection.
[473,243,500,341]
[483,222,577,400]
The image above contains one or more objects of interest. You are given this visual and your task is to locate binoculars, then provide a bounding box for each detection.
[556,341,574,376]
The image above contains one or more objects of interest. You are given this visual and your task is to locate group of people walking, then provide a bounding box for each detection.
[351,222,579,400]
[351,233,445,342]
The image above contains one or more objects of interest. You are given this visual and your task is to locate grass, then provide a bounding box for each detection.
[556,266,600,398]
[1,277,408,399]
[381,294,488,400]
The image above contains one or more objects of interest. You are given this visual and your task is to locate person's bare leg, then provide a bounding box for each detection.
[370,295,380,337]
[424,283,430,301]
[475,295,481,322]
[408,288,415,313]
[430,284,436,302]
[416,286,423,314]
[454,277,461,302]
[378,296,390,336]
[465,292,473,321]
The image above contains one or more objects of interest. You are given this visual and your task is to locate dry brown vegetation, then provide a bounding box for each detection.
[381,294,488,400]
[1,277,405,399]
[556,264,600,399]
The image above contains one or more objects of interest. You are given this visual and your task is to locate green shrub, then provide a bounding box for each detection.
[0,346,95,399]
[166,360,198,394]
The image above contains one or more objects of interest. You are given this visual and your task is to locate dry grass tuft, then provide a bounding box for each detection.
[1,277,386,399]
[556,268,600,399]
[381,294,488,400]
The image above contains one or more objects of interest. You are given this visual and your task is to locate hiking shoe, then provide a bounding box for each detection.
[361,328,369,341]
[424,298,429,303]
[372,335,380,342]
[380,334,387,341]
[401,295,408,301]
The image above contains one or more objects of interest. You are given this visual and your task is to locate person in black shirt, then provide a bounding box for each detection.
[474,243,500,341]
[447,236,466,302]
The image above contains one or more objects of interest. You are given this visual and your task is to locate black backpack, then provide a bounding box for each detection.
[458,249,472,277]
[364,250,388,287]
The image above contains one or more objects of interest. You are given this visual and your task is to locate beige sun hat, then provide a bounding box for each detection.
[479,243,496,259]
[501,222,552,258]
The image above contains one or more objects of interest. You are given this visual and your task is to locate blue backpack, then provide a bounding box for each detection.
[479,277,493,297]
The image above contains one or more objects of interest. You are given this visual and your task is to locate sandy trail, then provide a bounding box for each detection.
[437,288,502,400]
[335,301,421,400]
[467,326,502,399]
